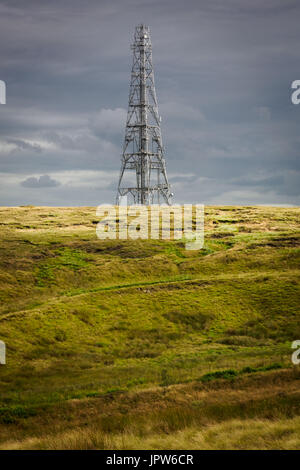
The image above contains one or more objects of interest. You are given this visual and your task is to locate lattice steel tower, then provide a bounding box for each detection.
[117,24,173,205]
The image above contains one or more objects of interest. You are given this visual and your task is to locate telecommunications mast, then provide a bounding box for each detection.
[117,24,173,205]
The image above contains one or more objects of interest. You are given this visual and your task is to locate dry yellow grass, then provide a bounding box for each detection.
[3,416,300,450]
[0,368,299,450]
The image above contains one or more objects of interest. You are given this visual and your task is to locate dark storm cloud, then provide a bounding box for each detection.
[0,0,299,206]
[7,138,42,153]
[21,174,60,188]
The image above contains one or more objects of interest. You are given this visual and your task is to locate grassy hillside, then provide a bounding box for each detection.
[0,205,299,449]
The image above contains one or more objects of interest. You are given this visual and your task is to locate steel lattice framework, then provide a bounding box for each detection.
[117,24,173,205]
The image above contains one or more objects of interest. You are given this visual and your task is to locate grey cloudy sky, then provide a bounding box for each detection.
[0,0,299,206]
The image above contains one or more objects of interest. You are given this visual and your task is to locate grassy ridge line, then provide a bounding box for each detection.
[0,269,296,322]
[0,363,286,415]
[0,368,299,449]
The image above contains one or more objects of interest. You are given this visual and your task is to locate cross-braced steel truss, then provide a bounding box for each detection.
[117,24,173,205]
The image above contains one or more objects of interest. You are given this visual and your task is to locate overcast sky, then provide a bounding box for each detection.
[0,0,299,206]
